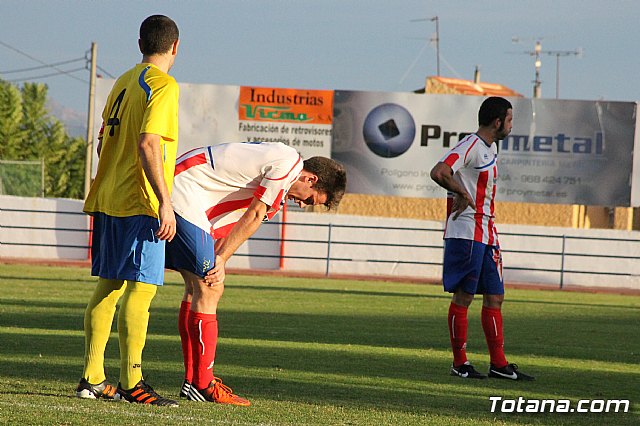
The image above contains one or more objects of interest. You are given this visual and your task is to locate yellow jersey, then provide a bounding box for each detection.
[84,63,179,218]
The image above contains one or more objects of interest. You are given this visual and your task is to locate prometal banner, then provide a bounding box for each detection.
[331,90,638,207]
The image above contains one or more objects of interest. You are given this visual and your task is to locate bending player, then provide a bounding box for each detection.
[430,97,534,381]
[165,141,347,405]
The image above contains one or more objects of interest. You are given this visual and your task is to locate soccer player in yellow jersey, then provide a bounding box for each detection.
[76,15,180,406]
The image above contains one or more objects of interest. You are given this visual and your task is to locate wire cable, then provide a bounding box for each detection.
[7,67,87,83]
[0,40,87,83]
[96,65,115,79]
[0,57,84,74]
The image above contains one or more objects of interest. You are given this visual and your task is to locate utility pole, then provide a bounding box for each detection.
[544,48,582,98]
[513,38,581,99]
[84,42,97,198]
[410,15,440,76]
[432,16,440,76]
[533,41,542,98]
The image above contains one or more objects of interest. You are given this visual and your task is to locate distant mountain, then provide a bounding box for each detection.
[47,99,87,138]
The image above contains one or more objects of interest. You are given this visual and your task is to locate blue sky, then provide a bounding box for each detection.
[1,0,639,127]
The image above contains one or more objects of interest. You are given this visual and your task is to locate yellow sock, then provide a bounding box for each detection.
[117,281,157,389]
[83,278,126,384]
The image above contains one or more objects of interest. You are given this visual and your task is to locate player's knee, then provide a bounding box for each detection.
[201,280,225,300]
[452,290,474,307]
[483,294,504,308]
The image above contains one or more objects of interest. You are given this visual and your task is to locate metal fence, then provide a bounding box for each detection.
[250,221,640,288]
[1,206,639,289]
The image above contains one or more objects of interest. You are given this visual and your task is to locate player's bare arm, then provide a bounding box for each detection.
[138,132,176,241]
[430,162,474,220]
[204,197,268,285]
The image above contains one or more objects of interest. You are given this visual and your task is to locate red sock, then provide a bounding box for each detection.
[178,301,193,383]
[189,311,218,390]
[482,306,508,368]
[448,303,468,367]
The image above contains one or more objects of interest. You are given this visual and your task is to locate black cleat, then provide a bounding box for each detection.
[450,362,487,379]
[179,379,191,398]
[117,380,179,407]
[76,378,121,400]
[489,363,535,381]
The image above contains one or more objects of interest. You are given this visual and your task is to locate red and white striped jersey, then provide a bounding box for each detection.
[440,133,499,245]
[171,142,303,239]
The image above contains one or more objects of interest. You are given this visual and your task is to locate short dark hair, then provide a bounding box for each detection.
[302,157,347,210]
[139,15,179,55]
[478,96,512,127]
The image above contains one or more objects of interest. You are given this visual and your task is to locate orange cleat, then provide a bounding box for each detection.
[187,377,251,406]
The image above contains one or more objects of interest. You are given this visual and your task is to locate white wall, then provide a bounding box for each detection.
[1,195,639,290]
[0,195,89,260]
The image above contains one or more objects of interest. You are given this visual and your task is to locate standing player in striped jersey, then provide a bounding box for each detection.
[430,97,534,381]
[165,141,346,405]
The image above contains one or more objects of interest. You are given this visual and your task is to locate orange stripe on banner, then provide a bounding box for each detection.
[239,86,334,125]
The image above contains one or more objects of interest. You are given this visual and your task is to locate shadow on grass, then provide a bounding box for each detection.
[2,298,639,365]
[0,274,94,284]
[2,313,639,398]
[0,345,638,425]
[232,284,452,301]
[0,274,184,288]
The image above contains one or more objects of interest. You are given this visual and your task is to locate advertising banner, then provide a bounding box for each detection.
[331,90,638,206]
[237,86,333,157]
[93,80,332,175]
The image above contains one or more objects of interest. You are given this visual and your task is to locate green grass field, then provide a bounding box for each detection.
[0,263,637,425]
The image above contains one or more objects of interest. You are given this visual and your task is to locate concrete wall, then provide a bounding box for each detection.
[334,194,640,230]
[238,211,639,290]
[1,195,638,290]
[0,195,89,260]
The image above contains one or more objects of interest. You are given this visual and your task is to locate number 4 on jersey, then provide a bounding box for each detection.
[106,89,126,137]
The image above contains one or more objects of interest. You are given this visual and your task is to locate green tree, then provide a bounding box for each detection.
[0,81,26,159]
[0,80,86,199]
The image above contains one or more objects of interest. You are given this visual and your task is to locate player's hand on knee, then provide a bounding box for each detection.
[204,255,226,286]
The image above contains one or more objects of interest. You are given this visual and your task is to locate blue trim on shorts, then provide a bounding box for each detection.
[442,238,504,295]
[90,212,165,285]
[165,213,215,278]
